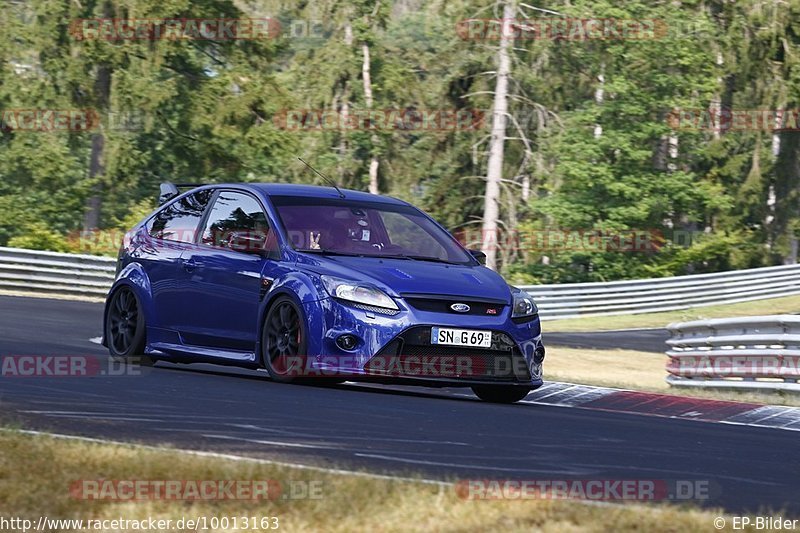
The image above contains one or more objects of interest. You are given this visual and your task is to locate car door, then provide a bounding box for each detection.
[177,190,280,352]
[141,189,213,336]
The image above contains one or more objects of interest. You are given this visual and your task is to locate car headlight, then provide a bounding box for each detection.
[321,275,399,312]
[512,292,538,318]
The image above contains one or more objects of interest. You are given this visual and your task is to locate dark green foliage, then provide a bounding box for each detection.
[2,0,800,282]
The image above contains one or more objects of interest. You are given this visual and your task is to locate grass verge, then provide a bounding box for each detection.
[543,294,800,332]
[0,430,736,532]
[544,346,800,407]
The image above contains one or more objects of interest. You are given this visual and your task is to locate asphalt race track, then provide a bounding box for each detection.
[545,329,668,353]
[0,295,797,515]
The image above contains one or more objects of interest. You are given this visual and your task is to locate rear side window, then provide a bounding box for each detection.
[201,191,270,248]
[150,189,213,243]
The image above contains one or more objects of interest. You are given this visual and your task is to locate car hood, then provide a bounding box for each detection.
[294,253,512,302]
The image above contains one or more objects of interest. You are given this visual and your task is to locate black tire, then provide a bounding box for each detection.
[261,296,309,383]
[472,386,531,404]
[105,287,154,366]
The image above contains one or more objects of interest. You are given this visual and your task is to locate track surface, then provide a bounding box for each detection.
[545,329,668,353]
[0,295,797,515]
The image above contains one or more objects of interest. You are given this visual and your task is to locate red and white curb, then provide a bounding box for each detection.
[525,382,800,432]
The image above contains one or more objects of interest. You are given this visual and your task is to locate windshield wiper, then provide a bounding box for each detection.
[299,249,460,264]
[297,249,364,257]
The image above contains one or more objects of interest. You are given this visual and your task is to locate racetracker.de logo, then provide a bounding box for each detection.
[455,18,665,41]
[69,479,324,501]
[265,354,537,380]
[454,228,663,253]
[455,479,712,501]
[0,355,144,377]
[667,107,800,132]
[0,109,100,132]
[668,355,800,378]
[272,109,485,131]
[68,18,280,41]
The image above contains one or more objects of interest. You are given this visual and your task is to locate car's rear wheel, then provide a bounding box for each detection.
[105,287,153,366]
[262,297,308,383]
[472,386,530,404]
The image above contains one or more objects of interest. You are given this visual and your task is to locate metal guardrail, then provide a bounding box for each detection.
[0,247,115,298]
[666,315,800,392]
[520,264,800,320]
[2,246,800,320]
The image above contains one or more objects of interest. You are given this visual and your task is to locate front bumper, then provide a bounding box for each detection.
[299,296,545,388]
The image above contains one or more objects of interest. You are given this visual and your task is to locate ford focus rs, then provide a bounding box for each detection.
[103,182,545,403]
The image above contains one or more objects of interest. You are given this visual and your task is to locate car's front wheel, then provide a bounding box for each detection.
[105,287,153,366]
[472,386,530,404]
[261,296,308,383]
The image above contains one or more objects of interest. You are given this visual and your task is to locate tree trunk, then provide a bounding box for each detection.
[593,64,604,139]
[710,52,725,140]
[480,2,514,270]
[82,134,105,231]
[82,2,112,232]
[361,42,373,109]
[774,129,800,264]
[668,133,678,172]
[82,65,111,232]
[337,23,354,187]
[362,42,379,195]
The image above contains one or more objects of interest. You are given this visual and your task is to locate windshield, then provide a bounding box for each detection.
[270,196,473,265]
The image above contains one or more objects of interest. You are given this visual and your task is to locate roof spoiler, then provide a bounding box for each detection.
[158,182,205,205]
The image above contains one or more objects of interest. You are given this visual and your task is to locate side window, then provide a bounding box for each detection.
[149,189,213,243]
[201,191,271,250]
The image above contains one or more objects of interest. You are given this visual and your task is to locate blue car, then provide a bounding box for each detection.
[103,182,545,403]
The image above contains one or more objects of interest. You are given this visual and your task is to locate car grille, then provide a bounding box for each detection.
[401,294,507,317]
[366,326,530,382]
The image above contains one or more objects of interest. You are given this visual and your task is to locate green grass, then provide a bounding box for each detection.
[0,429,738,532]
[544,294,800,332]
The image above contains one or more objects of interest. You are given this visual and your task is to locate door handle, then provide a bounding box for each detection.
[182,258,198,272]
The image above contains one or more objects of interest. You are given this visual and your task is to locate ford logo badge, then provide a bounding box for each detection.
[450,303,470,313]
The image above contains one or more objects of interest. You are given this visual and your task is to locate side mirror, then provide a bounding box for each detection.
[158,183,179,206]
[469,249,487,265]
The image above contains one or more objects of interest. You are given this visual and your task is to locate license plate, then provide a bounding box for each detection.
[431,327,492,348]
